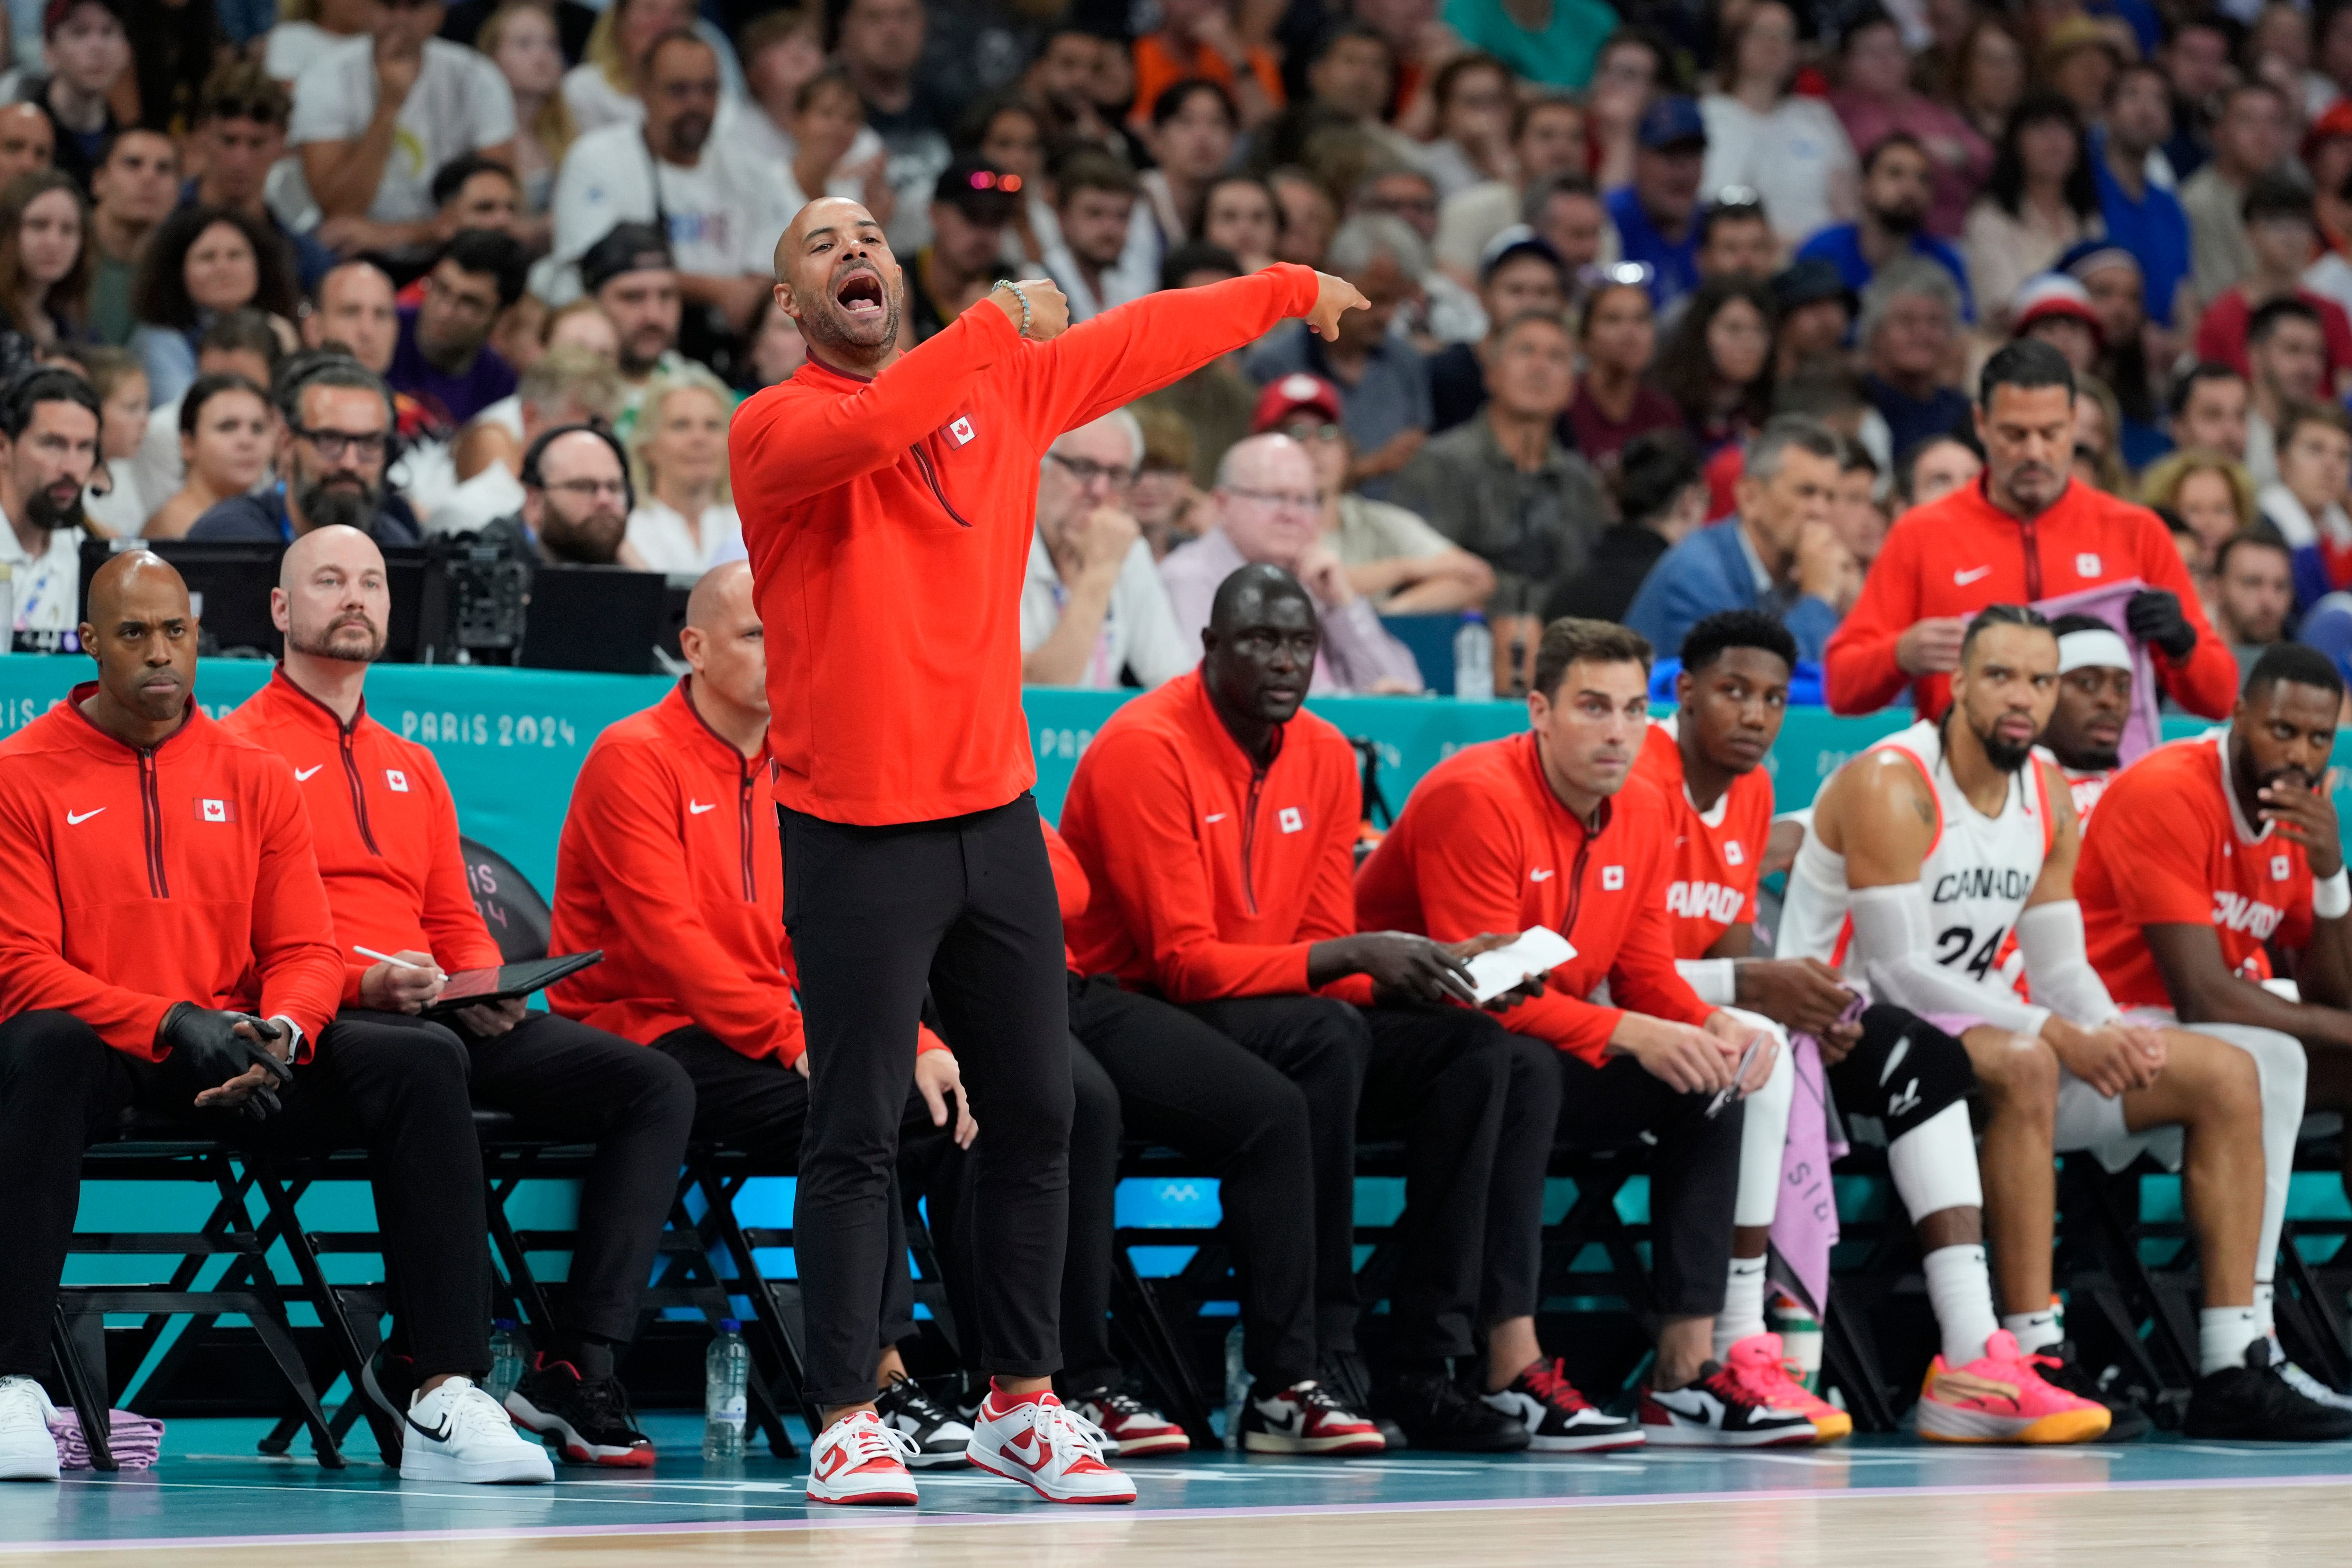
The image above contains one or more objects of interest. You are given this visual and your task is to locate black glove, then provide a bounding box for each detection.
[159,1002,292,1120]
[2125,589,2197,661]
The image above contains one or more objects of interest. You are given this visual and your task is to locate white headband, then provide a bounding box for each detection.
[2057,627,2132,674]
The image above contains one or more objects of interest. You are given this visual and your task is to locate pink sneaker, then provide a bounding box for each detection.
[1917,1330,2113,1444]
[1723,1333,1850,1443]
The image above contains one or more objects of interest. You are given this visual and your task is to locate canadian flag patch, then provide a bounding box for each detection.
[2274,855,2292,880]
[1278,806,1304,833]
[386,769,409,792]
[2075,552,2101,577]
[948,416,976,446]
[1600,865,1625,890]
[195,798,235,823]
[1725,841,1745,866]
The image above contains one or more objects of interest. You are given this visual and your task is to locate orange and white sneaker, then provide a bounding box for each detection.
[805,1410,920,1505]
[964,1386,1137,1504]
[1916,1331,2112,1445]
[1723,1333,1851,1443]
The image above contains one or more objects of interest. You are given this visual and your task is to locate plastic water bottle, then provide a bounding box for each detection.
[1453,612,1494,701]
[486,1319,526,1403]
[1222,1323,1249,1449]
[703,1319,749,1462]
[1766,1292,1823,1393]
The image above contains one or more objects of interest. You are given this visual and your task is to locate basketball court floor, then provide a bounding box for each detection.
[8,1415,2350,1566]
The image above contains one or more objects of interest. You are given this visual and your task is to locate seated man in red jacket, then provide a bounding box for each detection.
[225,526,695,1473]
[1356,617,1816,1448]
[550,562,981,1497]
[1059,563,1555,1454]
[0,551,548,1488]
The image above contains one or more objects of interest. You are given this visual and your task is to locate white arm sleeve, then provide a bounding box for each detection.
[2013,899,2120,1026]
[1678,958,1738,1006]
[1848,882,2051,1037]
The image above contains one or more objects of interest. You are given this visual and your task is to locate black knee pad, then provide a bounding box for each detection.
[1823,1004,1976,1140]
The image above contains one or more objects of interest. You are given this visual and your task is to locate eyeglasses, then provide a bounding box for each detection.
[546,478,628,500]
[1046,452,1136,489]
[293,426,389,461]
[1225,486,1320,512]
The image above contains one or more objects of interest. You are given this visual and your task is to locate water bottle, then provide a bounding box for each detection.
[703,1319,749,1462]
[1222,1323,1249,1449]
[1453,612,1494,701]
[486,1319,527,1403]
[1766,1291,1823,1393]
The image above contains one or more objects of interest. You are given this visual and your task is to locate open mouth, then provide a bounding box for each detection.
[834,268,886,318]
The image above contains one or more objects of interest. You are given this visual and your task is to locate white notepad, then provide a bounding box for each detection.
[1466,928,1576,1004]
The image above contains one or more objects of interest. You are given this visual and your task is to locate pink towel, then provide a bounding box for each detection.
[1768,1009,1857,1317]
[47,1408,164,1470]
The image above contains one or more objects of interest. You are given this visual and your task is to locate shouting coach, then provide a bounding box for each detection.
[729,196,1366,1507]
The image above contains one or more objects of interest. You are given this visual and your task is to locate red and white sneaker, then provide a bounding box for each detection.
[964,1386,1137,1504]
[1481,1358,1644,1453]
[1637,1361,1819,1447]
[804,1410,920,1506]
[1240,1379,1386,1454]
[1721,1333,1852,1443]
[1067,1389,1192,1457]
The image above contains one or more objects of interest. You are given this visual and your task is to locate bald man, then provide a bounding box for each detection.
[729,195,1368,1504]
[0,104,54,185]
[550,563,982,1486]
[0,553,550,1486]
[224,526,693,1472]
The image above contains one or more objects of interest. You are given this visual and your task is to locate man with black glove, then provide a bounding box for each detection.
[0,552,550,1488]
[2125,586,2201,662]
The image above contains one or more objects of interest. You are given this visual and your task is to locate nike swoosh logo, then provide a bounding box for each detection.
[689,801,716,815]
[1530,868,1554,882]
[293,765,323,781]
[1000,1430,1050,1473]
[815,1445,852,1479]
[1205,813,1226,824]
[406,1415,454,1444]
[1954,566,1993,585]
[66,808,103,825]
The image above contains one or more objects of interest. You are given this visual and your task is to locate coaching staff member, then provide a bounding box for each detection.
[728,194,1366,1505]
[225,525,694,1472]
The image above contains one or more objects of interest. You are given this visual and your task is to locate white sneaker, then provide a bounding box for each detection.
[0,1376,60,1482]
[399,1377,554,1484]
[964,1389,1136,1504]
[805,1410,920,1505]
[2276,1356,2352,1413]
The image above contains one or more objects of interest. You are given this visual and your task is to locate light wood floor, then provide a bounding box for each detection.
[24,1482,2352,1568]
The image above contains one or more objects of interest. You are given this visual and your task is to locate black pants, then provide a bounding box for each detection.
[655,1025,926,1350]
[0,1009,491,1379]
[781,795,1074,1407]
[1486,1047,1744,1324]
[1056,977,1325,1392]
[1183,996,1523,1365]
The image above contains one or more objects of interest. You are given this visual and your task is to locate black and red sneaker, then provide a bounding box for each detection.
[1241,1379,1387,1455]
[1483,1358,1644,1453]
[1637,1360,1818,1447]
[1067,1388,1192,1457]
[503,1355,655,1468]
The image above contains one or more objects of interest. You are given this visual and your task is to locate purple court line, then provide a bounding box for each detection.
[10,1469,2352,1554]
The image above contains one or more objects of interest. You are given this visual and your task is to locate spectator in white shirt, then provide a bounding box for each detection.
[548,31,786,335]
[476,0,574,218]
[621,363,739,573]
[263,0,372,85]
[735,10,886,195]
[291,0,518,236]
[0,369,103,637]
[78,346,148,537]
[430,344,621,538]
[1022,408,1191,689]
[560,0,747,136]
[1700,0,1858,250]
[1041,149,1149,324]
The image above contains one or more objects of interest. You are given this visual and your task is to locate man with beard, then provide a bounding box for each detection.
[581,225,685,422]
[550,32,787,335]
[1826,341,2234,720]
[482,424,629,565]
[388,230,530,429]
[0,370,103,638]
[224,525,696,1467]
[728,197,1365,1506]
[188,356,420,544]
[2034,615,2135,822]
[1783,604,2340,1441]
[1794,133,1975,322]
[2077,642,2352,1421]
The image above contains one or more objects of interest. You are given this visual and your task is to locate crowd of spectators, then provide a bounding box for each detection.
[0,0,2348,699]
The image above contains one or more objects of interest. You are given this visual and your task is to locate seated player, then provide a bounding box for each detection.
[550,562,984,1501]
[1059,564,1543,1453]
[224,526,699,1469]
[1356,617,1817,1449]
[1781,605,2342,1440]
[1629,611,2030,1444]
[0,552,548,1487]
[2076,643,2352,1425]
[2034,615,2134,820]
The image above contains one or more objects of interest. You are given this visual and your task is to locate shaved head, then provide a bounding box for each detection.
[775,197,903,371]
[280,522,384,591]
[275,523,389,665]
[686,559,752,631]
[80,551,197,736]
[86,549,189,631]
[681,560,768,743]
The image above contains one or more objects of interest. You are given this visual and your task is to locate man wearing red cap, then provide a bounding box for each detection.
[2009,275,2105,373]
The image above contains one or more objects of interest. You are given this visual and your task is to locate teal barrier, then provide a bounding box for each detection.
[0,657,2337,896]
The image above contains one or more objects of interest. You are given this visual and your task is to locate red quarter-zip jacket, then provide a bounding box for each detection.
[0,685,344,1057]
[1058,670,1373,1005]
[224,668,502,1004]
[1824,476,2237,718]
[728,265,1321,827]
[1353,732,1710,1064]
[1042,820,1088,969]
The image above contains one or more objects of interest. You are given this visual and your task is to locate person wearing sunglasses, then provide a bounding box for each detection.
[188,352,422,544]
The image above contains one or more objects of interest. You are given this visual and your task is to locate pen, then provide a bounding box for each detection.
[356,946,439,973]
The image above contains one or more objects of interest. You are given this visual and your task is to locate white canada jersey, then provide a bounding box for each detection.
[1778,718,2056,990]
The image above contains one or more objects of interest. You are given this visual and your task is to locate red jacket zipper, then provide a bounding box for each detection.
[1559,834,1593,941]
[736,764,756,901]
[2019,516,2041,599]
[339,729,380,855]
[909,444,972,528]
[138,749,167,897]
[1239,766,1267,914]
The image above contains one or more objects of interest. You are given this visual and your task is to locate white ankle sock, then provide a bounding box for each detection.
[2201,1305,2263,1375]
[2254,1280,2276,1337]
[1713,1256,1768,1360]
[2002,1308,2062,1356]
[1922,1244,1999,1366]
